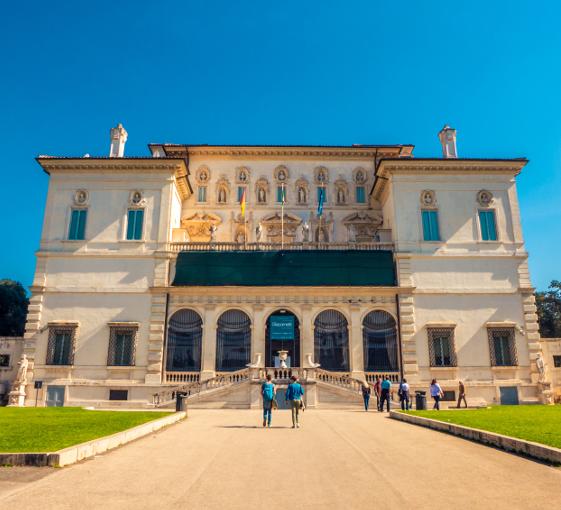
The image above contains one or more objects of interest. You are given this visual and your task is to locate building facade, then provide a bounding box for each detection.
[21,125,547,408]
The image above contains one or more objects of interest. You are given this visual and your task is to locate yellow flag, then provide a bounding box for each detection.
[240,188,246,218]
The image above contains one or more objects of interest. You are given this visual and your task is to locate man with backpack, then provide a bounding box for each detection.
[285,375,305,428]
[261,374,276,427]
[379,376,392,413]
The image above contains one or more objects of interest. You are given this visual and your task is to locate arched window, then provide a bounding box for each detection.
[314,310,349,371]
[166,309,203,372]
[216,310,251,371]
[362,310,398,371]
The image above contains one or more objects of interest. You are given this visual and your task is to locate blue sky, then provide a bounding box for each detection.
[1,1,560,290]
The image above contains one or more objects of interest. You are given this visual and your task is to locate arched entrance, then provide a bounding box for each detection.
[314,310,349,371]
[216,310,251,371]
[265,309,300,368]
[166,309,203,372]
[362,310,398,371]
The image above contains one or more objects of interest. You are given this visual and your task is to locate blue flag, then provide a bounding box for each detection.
[317,187,325,217]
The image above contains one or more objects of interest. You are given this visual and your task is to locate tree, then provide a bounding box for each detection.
[535,280,561,338]
[0,280,29,336]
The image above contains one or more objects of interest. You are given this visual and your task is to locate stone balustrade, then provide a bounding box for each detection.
[365,372,400,384]
[164,371,200,384]
[167,241,394,252]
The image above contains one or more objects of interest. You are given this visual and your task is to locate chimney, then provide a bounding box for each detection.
[438,125,457,159]
[109,123,128,157]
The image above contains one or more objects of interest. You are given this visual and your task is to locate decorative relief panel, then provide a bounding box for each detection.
[236,166,250,184]
[73,189,89,206]
[260,212,301,243]
[181,213,222,242]
[353,167,367,184]
[477,189,494,207]
[420,190,437,208]
[195,165,211,184]
[314,166,329,184]
[129,190,145,207]
[273,165,289,183]
[342,211,383,242]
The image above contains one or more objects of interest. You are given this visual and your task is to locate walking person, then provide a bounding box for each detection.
[361,382,371,411]
[430,378,444,410]
[285,375,305,428]
[457,380,468,408]
[399,378,410,411]
[261,374,276,427]
[379,376,392,413]
[373,376,382,411]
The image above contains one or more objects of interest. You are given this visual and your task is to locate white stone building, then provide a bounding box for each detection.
[21,125,546,408]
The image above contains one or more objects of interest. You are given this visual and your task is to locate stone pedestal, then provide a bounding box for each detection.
[538,381,554,405]
[7,383,26,407]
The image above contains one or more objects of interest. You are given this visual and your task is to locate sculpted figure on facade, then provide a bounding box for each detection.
[181,213,221,242]
[536,352,546,382]
[14,354,29,385]
[255,223,263,242]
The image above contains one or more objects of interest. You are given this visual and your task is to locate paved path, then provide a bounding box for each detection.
[1,409,560,509]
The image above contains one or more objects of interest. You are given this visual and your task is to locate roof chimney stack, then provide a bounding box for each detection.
[109,123,128,157]
[438,125,457,159]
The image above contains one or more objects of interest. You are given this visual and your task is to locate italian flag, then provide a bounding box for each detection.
[240,188,246,218]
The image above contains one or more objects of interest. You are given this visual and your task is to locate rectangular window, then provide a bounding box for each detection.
[427,328,457,367]
[197,186,207,203]
[0,354,10,367]
[488,328,517,366]
[107,326,137,366]
[237,186,245,203]
[421,210,440,241]
[68,209,87,240]
[126,209,144,240]
[109,389,128,401]
[479,210,498,241]
[356,186,366,203]
[317,187,326,203]
[46,326,76,365]
[553,355,561,368]
[276,186,285,203]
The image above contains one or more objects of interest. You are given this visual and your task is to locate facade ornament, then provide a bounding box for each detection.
[353,167,367,184]
[260,212,302,243]
[314,166,329,184]
[536,352,546,383]
[255,223,263,242]
[195,165,211,184]
[274,165,289,183]
[295,177,309,205]
[301,221,310,242]
[216,176,230,204]
[477,189,494,207]
[420,190,437,208]
[305,353,321,368]
[255,178,269,204]
[209,224,217,242]
[334,178,348,205]
[181,213,222,242]
[129,190,145,207]
[342,211,383,242]
[73,189,89,206]
[236,166,250,184]
[7,354,28,407]
[14,354,29,385]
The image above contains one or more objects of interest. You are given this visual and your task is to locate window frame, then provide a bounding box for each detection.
[421,209,441,242]
[487,327,517,367]
[107,324,138,367]
[46,325,77,366]
[552,355,561,368]
[356,186,366,204]
[237,186,246,203]
[0,354,10,368]
[478,209,498,241]
[197,186,207,203]
[126,208,145,241]
[427,327,457,367]
[68,208,88,241]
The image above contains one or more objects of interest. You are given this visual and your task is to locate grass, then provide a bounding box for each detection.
[406,405,561,449]
[0,407,171,453]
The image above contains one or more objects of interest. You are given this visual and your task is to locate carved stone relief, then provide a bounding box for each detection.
[181,213,222,242]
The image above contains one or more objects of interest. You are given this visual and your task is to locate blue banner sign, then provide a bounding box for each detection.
[270,315,295,340]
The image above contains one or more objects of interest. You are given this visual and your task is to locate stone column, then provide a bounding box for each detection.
[200,305,218,381]
[252,305,266,367]
[301,305,314,367]
[349,304,364,379]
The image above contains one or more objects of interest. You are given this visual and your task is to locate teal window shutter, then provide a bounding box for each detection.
[421,210,440,241]
[356,186,365,203]
[277,186,283,203]
[69,209,87,240]
[198,186,207,202]
[238,186,245,202]
[479,210,497,241]
[127,209,144,240]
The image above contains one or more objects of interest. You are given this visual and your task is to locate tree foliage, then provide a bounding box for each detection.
[0,279,29,336]
[535,280,561,338]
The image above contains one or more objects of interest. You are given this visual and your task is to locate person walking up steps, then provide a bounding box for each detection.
[261,374,276,427]
[361,382,371,411]
[285,375,305,428]
[379,376,392,413]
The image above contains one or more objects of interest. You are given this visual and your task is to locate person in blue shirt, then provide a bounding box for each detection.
[261,374,276,427]
[379,377,392,412]
[285,375,305,428]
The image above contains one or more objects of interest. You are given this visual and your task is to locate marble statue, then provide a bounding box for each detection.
[301,221,310,242]
[536,352,546,382]
[255,223,263,242]
[15,354,29,385]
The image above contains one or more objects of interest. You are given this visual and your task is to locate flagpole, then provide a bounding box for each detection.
[281,182,285,250]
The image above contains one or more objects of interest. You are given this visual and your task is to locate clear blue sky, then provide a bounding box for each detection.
[1,1,559,290]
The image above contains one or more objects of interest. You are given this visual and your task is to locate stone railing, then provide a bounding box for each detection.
[365,372,401,384]
[164,371,200,384]
[152,368,250,407]
[167,241,394,253]
[257,367,310,381]
[315,369,367,394]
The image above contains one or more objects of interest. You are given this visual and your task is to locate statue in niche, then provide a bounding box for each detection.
[316,226,328,242]
[301,221,310,242]
[355,170,365,183]
[337,188,345,204]
[209,224,217,242]
[278,169,286,181]
[298,187,307,204]
[235,228,246,244]
[199,170,208,182]
[258,187,266,203]
[239,171,247,182]
[255,223,263,242]
[218,188,227,204]
[318,171,326,183]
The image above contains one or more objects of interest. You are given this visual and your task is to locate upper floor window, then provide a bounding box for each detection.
[554,355,561,368]
[237,186,246,203]
[356,186,366,203]
[46,325,77,365]
[427,328,457,367]
[107,324,137,366]
[197,186,207,203]
[126,209,144,240]
[0,354,10,367]
[479,210,497,241]
[488,327,517,366]
[421,210,440,241]
[277,185,286,204]
[68,209,87,240]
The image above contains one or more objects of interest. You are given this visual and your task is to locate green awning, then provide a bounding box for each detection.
[172,250,395,286]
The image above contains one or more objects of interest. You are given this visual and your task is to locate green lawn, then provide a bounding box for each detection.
[406,405,561,449]
[0,407,172,453]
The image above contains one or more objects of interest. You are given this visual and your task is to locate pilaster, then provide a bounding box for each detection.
[349,304,364,378]
[301,305,314,366]
[251,305,265,367]
[201,305,218,381]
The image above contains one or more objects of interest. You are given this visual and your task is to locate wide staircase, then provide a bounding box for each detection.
[152,368,400,410]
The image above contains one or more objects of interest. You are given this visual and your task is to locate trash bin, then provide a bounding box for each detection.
[415,390,427,410]
[175,392,187,412]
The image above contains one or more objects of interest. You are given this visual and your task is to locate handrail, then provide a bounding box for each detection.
[167,241,394,252]
[315,368,369,394]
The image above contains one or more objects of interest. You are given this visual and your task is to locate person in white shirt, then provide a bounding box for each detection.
[430,379,444,410]
[398,378,410,410]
